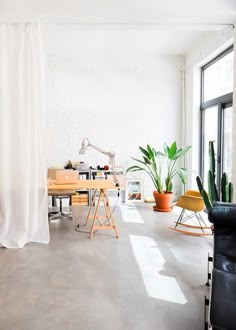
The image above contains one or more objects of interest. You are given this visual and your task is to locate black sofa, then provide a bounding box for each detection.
[208,202,236,330]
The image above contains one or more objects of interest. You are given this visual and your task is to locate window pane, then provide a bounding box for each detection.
[223,107,233,180]
[203,51,233,102]
[203,106,218,187]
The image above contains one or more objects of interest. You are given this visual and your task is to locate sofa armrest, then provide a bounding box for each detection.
[213,202,236,208]
[208,204,236,227]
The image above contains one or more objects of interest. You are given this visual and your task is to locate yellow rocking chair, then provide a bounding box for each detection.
[170,190,212,236]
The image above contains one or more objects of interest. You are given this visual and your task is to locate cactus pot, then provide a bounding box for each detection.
[153,191,173,212]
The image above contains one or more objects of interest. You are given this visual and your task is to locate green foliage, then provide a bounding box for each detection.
[127,141,191,193]
[229,183,234,203]
[196,176,203,192]
[209,141,216,179]
[221,172,228,202]
[201,188,212,210]
[196,141,234,209]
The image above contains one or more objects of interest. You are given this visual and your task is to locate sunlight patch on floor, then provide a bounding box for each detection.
[129,235,187,304]
[120,205,144,223]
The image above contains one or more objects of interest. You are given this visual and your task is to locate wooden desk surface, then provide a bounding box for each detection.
[48,179,119,191]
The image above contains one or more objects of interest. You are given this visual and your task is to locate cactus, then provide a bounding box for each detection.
[196,175,210,208]
[209,141,216,179]
[196,176,204,193]
[201,188,212,210]
[229,183,234,203]
[221,172,228,202]
[196,141,234,210]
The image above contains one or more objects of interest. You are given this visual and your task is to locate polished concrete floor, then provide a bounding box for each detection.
[0,203,212,330]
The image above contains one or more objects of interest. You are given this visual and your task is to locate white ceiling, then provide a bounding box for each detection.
[0,0,235,24]
[0,0,235,54]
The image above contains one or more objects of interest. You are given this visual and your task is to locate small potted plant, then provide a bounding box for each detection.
[126,141,191,212]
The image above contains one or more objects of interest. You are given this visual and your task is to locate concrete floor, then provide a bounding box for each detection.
[0,203,212,330]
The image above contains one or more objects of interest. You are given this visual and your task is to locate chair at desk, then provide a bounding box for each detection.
[48,168,75,221]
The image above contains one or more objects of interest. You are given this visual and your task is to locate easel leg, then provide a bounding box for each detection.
[85,189,97,226]
[104,191,119,238]
[102,191,110,225]
[90,191,102,239]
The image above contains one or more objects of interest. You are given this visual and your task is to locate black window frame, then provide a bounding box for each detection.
[200,45,234,186]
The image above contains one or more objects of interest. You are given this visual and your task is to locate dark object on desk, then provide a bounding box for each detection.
[208,202,236,330]
[64,160,76,170]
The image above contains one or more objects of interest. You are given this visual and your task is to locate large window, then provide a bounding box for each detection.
[200,46,233,188]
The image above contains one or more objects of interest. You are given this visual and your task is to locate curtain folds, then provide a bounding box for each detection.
[0,23,49,248]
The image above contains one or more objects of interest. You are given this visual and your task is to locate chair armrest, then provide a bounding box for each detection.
[213,202,236,208]
[208,205,236,226]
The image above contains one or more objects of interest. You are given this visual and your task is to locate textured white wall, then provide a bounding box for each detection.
[43,25,182,197]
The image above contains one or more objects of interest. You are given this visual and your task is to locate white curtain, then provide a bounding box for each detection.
[0,23,49,248]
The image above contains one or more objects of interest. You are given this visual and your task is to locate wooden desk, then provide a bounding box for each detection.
[48,180,119,239]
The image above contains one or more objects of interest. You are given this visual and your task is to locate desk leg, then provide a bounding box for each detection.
[103,191,119,238]
[90,190,102,239]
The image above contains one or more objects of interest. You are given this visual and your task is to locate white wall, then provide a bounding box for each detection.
[43,24,182,197]
[184,29,234,190]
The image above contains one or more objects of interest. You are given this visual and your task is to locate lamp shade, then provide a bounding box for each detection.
[79,145,87,154]
[79,138,89,154]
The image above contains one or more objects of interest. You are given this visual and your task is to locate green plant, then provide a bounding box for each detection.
[196,140,234,209]
[126,141,191,193]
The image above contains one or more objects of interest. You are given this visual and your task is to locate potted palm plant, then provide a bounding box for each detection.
[126,141,191,212]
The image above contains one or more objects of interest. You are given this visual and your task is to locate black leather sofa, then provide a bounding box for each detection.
[208,202,236,330]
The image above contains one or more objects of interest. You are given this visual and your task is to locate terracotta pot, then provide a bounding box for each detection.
[153,191,173,212]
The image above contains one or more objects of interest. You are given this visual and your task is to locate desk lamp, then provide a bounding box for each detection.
[79,137,119,187]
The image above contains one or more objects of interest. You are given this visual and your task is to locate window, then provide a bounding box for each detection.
[200,46,233,188]
[203,50,234,102]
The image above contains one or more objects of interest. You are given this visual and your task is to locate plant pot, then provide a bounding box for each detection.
[153,191,173,212]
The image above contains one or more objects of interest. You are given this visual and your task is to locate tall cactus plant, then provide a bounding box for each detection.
[196,141,234,209]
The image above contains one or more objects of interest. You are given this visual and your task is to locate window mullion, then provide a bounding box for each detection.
[217,102,223,189]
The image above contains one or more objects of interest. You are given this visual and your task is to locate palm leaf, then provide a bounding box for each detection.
[176,168,187,183]
[173,146,191,159]
[168,141,177,159]
[156,151,165,157]
[126,165,145,173]
[139,146,150,159]
[131,157,147,166]
[147,144,154,159]
[143,156,151,165]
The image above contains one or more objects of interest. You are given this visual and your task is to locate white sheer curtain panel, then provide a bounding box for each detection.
[0,23,49,248]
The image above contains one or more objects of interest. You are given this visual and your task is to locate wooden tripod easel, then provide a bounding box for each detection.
[85,189,119,239]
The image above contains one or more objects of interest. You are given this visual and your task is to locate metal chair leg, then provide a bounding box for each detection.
[206,253,213,287]
[195,212,205,233]
[49,196,73,221]
[175,209,185,228]
[204,296,209,330]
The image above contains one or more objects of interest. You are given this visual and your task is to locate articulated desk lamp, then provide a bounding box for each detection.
[79,138,119,187]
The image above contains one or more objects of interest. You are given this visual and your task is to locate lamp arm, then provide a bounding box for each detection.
[109,154,119,186]
[90,144,119,186]
[88,143,115,158]
[81,138,119,186]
